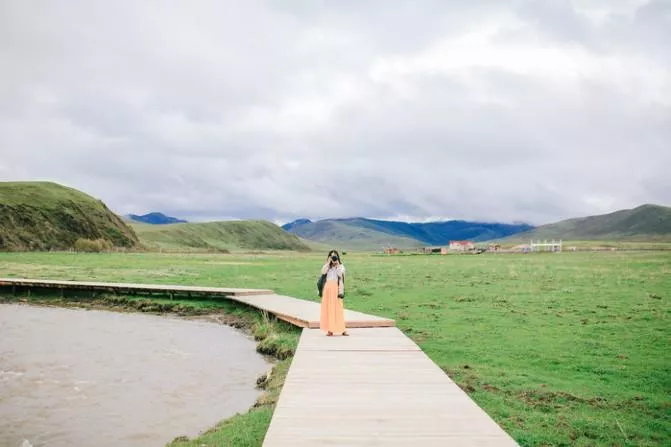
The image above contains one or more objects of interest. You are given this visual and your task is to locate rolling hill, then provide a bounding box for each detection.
[282,217,533,250]
[0,181,139,251]
[133,220,311,251]
[128,212,187,225]
[282,219,425,250]
[510,204,671,241]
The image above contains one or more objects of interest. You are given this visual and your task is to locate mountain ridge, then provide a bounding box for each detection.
[282,217,534,250]
[509,204,671,241]
[281,218,312,232]
[128,212,188,225]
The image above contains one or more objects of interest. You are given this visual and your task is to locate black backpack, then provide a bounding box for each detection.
[317,273,327,297]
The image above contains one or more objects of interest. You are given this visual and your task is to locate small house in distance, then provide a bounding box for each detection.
[423,246,448,254]
[384,247,400,255]
[449,240,474,251]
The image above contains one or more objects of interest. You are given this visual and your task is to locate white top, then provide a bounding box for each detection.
[321,263,345,295]
[326,264,344,281]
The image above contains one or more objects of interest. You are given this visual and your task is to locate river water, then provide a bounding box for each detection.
[0,304,270,447]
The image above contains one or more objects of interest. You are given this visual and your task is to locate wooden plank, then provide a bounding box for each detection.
[263,437,515,447]
[0,277,273,297]
[0,278,392,327]
[273,314,311,329]
[263,328,519,446]
[298,327,419,351]
[233,294,395,328]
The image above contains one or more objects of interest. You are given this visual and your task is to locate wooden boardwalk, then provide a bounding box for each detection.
[263,328,519,446]
[0,277,272,297]
[234,294,394,328]
[1,277,517,445]
[0,278,392,328]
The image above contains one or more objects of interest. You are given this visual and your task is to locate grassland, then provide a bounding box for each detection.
[1,250,669,446]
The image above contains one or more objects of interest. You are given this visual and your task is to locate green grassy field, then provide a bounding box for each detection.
[1,251,669,446]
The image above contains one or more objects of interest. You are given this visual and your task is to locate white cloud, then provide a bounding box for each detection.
[1,0,669,224]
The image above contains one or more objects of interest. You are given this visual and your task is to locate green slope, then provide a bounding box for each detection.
[297,238,333,253]
[0,181,139,251]
[286,220,423,251]
[133,220,311,251]
[512,204,671,241]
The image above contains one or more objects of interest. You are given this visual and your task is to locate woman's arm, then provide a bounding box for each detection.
[321,263,329,275]
[338,265,345,296]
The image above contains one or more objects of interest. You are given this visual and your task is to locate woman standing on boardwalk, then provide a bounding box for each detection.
[319,250,348,336]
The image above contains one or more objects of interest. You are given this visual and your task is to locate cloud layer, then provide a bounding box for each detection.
[1,0,669,224]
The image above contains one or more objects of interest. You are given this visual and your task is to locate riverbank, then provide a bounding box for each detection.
[0,292,300,447]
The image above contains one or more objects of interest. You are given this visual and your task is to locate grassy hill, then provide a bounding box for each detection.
[283,219,425,251]
[133,220,311,252]
[0,181,139,251]
[283,217,533,250]
[511,204,671,241]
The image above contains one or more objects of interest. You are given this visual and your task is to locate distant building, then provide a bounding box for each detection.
[488,244,501,252]
[530,240,562,252]
[423,247,448,254]
[449,241,474,251]
[384,248,400,255]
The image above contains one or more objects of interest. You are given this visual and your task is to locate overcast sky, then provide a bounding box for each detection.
[1,0,669,225]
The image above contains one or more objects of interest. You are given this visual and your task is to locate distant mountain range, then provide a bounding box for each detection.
[282,204,671,249]
[3,181,668,252]
[128,212,187,225]
[281,218,313,232]
[282,217,534,250]
[509,204,671,241]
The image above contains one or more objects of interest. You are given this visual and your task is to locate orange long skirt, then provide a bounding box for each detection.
[320,279,345,334]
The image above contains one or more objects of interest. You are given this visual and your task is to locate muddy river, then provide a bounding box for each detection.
[0,304,270,447]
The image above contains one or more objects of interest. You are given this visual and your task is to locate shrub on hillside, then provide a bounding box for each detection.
[74,238,113,252]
